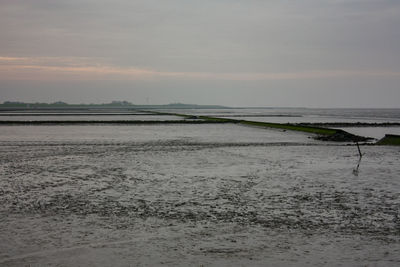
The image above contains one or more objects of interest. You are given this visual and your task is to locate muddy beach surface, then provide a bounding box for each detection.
[1,124,400,266]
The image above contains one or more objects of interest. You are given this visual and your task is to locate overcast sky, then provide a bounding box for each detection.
[1,0,400,107]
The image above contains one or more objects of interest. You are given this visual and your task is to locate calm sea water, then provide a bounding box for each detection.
[1,108,400,139]
[165,108,400,121]
[161,108,400,139]
[2,108,400,121]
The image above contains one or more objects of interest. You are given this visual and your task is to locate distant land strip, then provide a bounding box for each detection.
[0,101,229,110]
[208,114,302,118]
[297,122,400,127]
[376,134,400,146]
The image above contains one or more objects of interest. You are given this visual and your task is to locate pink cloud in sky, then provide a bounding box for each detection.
[1,56,399,82]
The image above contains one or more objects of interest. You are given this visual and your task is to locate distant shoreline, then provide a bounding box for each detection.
[0,102,229,111]
[2,102,400,111]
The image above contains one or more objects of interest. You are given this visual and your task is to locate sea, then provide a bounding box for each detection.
[161,108,400,139]
[1,107,400,139]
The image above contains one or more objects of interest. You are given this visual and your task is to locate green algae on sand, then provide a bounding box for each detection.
[376,134,400,146]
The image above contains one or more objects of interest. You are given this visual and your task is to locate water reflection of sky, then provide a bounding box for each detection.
[0,115,183,121]
[222,116,400,124]
[161,108,400,121]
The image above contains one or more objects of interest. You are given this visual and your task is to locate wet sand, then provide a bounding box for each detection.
[1,124,400,266]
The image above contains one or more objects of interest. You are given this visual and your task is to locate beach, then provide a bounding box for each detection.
[1,114,400,266]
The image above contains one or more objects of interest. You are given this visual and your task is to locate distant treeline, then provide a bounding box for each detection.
[0,101,228,109]
[2,100,133,108]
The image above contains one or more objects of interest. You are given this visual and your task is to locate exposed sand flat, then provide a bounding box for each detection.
[0,124,319,143]
[0,124,399,266]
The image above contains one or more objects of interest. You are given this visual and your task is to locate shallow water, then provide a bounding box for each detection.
[223,115,400,124]
[0,124,319,144]
[1,124,399,266]
[161,108,400,122]
[0,114,184,121]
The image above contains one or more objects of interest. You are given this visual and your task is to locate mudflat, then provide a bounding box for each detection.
[1,124,399,266]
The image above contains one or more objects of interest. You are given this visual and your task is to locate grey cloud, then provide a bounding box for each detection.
[1,0,400,107]
[1,0,400,72]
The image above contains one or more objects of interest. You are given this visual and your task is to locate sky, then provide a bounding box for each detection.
[1,0,400,107]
